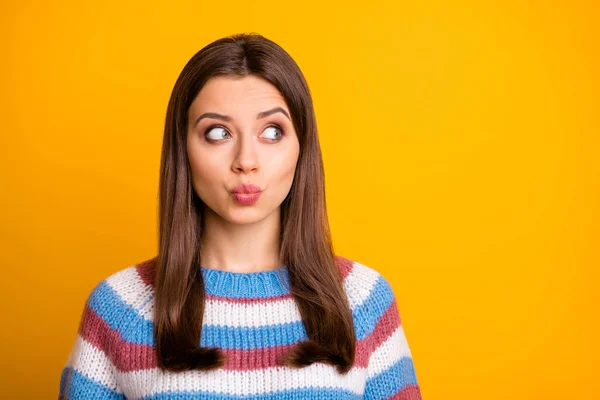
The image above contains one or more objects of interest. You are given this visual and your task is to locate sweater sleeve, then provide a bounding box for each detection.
[58,280,126,400]
[362,274,422,400]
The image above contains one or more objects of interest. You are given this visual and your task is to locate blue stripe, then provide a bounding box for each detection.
[140,387,361,400]
[200,266,292,299]
[200,320,308,349]
[59,367,125,400]
[363,356,418,399]
[352,276,396,340]
[58,367,69,398]
[86,281,156,346]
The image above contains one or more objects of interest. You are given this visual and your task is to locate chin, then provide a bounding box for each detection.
[223,207,268,224]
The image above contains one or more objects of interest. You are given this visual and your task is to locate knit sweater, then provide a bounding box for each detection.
[59,256,421,399]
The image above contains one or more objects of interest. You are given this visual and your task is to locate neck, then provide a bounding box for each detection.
[199,205,283,273]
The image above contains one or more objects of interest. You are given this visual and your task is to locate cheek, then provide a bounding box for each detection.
[281,157,298,181]
[270,147,299,190]
[187,150,223,193]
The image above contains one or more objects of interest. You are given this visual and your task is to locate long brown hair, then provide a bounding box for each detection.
[155,32,356,374]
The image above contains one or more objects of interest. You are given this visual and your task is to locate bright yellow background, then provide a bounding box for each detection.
[1,0,598,398]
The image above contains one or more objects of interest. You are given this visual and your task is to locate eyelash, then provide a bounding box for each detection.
[203,124,285,142]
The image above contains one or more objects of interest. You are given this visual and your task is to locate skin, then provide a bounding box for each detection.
[186,75,300,273]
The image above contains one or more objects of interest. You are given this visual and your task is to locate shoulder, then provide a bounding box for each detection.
[84,257,156,322]
[334,254,397,313]
[334,255,404,346]
[68,258,157,376]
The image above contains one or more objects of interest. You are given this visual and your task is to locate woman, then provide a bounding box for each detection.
[59,32,422,399]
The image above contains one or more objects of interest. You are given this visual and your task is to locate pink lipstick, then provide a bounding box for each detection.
[231,183,262,205]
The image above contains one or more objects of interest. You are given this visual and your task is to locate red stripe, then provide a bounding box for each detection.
[222,344,293,370]
[334,255,355,280]
[135,258,156,287]
[372,298,402,342]
[78,304,158,372]
[205,292,294,304]
[360,299,402,364]
[389,384,422,400]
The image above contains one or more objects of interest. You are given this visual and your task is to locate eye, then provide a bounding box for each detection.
[261,125,284,141]
[205,126,231,141]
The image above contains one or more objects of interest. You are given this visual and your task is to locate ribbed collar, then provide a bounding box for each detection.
[199,265,291,299]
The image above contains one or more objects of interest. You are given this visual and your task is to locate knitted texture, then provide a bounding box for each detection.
[59,256,422,399]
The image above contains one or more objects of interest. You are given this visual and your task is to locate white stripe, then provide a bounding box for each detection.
[203,297,302,327]
[117,363,368,399]
[106,266,155,321]
[68,334,123,393]
[343,261,381,309]
[366,325,413,378]
[64,333,80,368]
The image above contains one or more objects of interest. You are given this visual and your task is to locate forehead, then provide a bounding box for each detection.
[190,75,288,114]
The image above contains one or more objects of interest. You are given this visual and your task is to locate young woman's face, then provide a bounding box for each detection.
[186,75,300,225]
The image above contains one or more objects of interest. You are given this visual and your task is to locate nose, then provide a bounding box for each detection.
[231,132,259,174]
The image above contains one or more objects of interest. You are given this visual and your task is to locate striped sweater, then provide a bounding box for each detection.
[59,256,421,399]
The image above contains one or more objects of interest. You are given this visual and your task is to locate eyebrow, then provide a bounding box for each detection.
[194,107,291,126]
